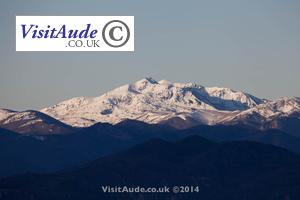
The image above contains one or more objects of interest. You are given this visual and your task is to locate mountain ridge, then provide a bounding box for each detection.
[38,78,300,135]
[0,109,76,135]
[39,77,266,127]
[1,78,299,135]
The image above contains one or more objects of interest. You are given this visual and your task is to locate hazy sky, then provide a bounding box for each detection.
[0,0,299,110]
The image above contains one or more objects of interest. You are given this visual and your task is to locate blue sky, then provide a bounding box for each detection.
[0,0,299,110]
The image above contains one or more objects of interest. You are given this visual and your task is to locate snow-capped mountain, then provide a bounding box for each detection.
[223,97,300,121]
[222,97,300,137]
[0,109,75,135]
[40,77,264,127]
[0,109,16,121]
[0,77,299,135]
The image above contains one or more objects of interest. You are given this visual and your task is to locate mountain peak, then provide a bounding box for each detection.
[136,77,158,85]
[158,79,172,85]
[0,108,16,121]
[126,77,159,92]
[145,77,158,84]
[39,78,266,127]
[277,96,300,104]
[0,110,75,135]
[271,97,300,113]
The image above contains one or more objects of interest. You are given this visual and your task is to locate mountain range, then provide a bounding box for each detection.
[1,120,300,179]
[40,77,266,127]
[1,77,299,136]
[1,78,300,199]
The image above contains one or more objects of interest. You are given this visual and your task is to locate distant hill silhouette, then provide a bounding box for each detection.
[1,136,300,200]
[1,120,300,179]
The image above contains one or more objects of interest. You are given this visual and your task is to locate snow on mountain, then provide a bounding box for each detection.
[0,109,75,135]
[1,78,299,132]
[223,97,300,122]
[0,109,16,121]
[221,97,300,135]
[40,77,263,127]
[202,87,264,110]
